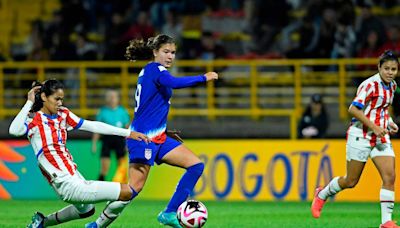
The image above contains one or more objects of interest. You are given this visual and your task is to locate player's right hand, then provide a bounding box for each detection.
[130,131,151,143]
[28,86,41,102]
[373,125,388,138]
[204,72,218,81]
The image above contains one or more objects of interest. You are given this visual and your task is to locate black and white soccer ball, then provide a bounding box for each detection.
[177,200,208,228]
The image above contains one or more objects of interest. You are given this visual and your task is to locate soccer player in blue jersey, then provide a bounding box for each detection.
[86,34,218,228]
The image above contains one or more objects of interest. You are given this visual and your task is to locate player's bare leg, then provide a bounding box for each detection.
[373,156,399,228]
[311,159,365,218]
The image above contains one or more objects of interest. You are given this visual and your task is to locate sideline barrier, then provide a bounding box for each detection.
[0,139,396,201]
[0,58,378,139]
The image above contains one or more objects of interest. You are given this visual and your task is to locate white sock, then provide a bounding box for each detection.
[44,204,93,226]
[96,200,131,228]
[318,177,342,200]
[380,189,394,224]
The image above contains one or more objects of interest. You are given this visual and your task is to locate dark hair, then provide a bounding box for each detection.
[379,50,399,67]
[31,79,64,112]
[125,34,175,61]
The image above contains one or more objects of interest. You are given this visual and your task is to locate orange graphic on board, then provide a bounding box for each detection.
[0,141,25,199]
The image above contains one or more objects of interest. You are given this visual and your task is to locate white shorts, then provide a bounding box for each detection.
[346,134,395,162]
[50,171,120,204]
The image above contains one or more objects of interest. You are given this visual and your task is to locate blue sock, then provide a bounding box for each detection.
[165,163,204,213]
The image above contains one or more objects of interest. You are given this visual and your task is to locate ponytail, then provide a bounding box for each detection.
[31,81,44,113]
[125,34,175,61]
[125,39,153,61]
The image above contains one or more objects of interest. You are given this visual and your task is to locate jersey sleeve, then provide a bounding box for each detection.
[154,65,206,89]
[9,100,33,136]
[351,82,374,109]
[64,108,84,130]
[79,120,130,137]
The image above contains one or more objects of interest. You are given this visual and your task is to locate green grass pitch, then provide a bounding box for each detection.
[0,200,389,227]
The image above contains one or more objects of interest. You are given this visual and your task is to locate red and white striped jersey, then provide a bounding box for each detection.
[347,73,397,146]
[26,107,83,176]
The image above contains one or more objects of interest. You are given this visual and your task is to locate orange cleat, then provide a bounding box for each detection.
[380,221,400,228]
[311,187,326,218]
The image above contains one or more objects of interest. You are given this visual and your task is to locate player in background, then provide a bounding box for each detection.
[9,79,150,228]
[92,89,130,181]
[86,34,218,228]
[311,50,400,228]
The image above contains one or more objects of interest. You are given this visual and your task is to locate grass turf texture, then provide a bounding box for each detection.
[0,200,389,227]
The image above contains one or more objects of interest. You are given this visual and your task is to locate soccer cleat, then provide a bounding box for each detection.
[311,187,326,218]
[85,222,99,228]
[380,220,400,228]
[27,212,45,228]
[157,211,182,228]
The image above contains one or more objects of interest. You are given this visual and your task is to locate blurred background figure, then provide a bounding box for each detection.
[355,2,387,54]
[379,24,400,55]
[103,12,130,60]
[92,89,130,181]
[298,94,329,138]
[197,31,227,60]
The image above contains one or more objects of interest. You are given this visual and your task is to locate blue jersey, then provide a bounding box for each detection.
[131,62,206,143]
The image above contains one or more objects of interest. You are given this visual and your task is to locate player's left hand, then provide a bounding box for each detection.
[167,129,184,143]
[204,72,218,81]
[130,131,150,143]
[27,86,41,102]
[389,122,399,135]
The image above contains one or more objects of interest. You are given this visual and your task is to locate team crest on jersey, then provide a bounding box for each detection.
[145,148,152,160]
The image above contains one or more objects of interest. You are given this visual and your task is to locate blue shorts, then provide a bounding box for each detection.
[126,136,182,166]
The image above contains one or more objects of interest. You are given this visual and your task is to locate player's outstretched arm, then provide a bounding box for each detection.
[158,71,218,89]
[9,86,41,136]
[79,120,150,142]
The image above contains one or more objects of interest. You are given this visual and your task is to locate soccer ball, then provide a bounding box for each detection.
[177,200,208,228]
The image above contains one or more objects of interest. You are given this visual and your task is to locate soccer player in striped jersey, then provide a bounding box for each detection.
[86,34,218,228]
[311,50,400,228]
[9,79,149,228]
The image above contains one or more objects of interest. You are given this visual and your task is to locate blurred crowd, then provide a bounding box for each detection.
[0,0,399,62]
